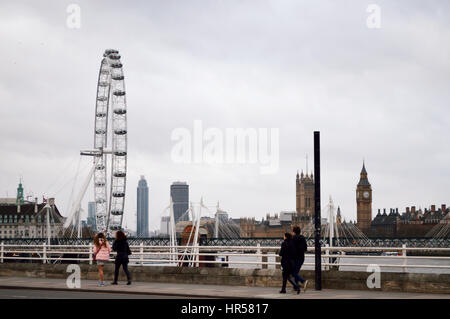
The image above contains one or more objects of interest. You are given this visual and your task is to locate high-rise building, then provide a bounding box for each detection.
[87,201,96,231]
[160,216,170,236]
[137,176,149,237]
[356,162,372,234]
[170,182,189,223]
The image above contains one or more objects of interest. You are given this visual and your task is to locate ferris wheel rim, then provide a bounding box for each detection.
[93,49,127,234]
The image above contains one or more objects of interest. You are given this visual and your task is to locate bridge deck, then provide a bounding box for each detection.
[0,277,447,299]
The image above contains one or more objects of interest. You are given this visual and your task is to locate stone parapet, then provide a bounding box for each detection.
[0,263,448,294]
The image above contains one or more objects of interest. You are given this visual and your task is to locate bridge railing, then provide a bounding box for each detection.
[1,242,449,273]
[0,237,449,248]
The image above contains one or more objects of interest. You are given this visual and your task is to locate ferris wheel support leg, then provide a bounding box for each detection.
[169,197,177,263]
[64,161,97,229]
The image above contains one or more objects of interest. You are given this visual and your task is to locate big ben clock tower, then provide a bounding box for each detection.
[356,162,372,234]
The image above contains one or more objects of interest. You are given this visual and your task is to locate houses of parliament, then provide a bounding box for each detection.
[240,162,449,238]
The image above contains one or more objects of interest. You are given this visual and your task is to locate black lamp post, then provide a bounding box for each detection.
[314,131,322,290]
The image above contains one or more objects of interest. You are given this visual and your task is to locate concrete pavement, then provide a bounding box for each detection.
[0,277,448,299]
[0,288,193,299]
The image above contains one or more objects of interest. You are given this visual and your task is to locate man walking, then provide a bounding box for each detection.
[292,226,308,292]
[279,233,300,294]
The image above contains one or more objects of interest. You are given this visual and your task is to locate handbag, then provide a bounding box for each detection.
[93,246,98,261]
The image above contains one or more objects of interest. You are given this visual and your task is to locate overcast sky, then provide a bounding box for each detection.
[1,0,449,232]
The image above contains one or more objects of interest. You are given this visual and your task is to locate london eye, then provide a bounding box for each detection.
[68,49,128,234]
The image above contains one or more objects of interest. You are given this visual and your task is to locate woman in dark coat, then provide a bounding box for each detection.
[279,232,300,294]
[111,230,132,285]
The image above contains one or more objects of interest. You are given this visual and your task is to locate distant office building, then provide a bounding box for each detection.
[160,216,170,236]
[170,182,189,223]
[87,201,96,231]
[137,176,149,237]
[215,210,229,222]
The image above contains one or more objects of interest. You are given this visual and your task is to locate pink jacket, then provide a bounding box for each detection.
[94,240,111,261]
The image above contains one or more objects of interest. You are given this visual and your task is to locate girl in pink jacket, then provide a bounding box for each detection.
[93,233,111,286]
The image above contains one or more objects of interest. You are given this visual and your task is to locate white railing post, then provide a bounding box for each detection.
[42,242,47,264]
[139,242,144,265]
[402,244,407,272]
[0,242,4,263]
[197,246,200,267]
[256,243,261,269]
[89,243,93,265]
[325,244,330,270]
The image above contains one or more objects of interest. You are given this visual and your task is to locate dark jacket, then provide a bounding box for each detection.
[279,239,296,272]
[112,239,131,261]
[292,234,307,261]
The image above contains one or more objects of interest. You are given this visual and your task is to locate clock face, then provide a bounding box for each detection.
[363,191,370,199]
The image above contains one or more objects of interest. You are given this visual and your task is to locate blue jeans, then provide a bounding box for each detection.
[293,259,306,284]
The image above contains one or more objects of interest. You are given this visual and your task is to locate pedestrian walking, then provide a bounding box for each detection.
[111,230,132,285]
[279,232,300,294]
[93,233,111,287]
[292,226,309,292]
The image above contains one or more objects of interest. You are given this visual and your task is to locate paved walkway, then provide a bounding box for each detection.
[0,277,448,299]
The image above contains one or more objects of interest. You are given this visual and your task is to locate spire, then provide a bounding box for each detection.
[361,160,367,175]
[337,206,341,216]
[16,179,24,205]
[296,170,299,179]
[306,154,308,175]
[358,161,371,186]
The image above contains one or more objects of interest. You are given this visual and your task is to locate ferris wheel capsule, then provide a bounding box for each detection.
[113,108,126,115]
[113,171,126,177]
[113,90,126,96]
[109,54,121,60]
[112,75,124,81]
[111,209,123,215]
[114,129,127,135]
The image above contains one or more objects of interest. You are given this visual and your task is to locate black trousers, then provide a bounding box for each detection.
[282,270,298,290]
[281,260,298,290]
[114,259,131,282]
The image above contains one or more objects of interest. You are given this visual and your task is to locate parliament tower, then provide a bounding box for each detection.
[296,170,315,224]
[356,162,372,234]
